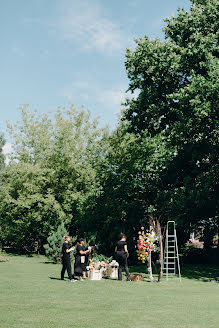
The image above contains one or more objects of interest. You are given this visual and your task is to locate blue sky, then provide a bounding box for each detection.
[1,0,191,151]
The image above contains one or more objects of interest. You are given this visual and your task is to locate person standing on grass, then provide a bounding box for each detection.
[115,233,131,281]
[74,238,90,281]
[61,235,76,282]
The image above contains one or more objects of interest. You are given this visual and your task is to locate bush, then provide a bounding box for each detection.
[92,253,113,263]
[44,223,76,263]
[181,244,219,265]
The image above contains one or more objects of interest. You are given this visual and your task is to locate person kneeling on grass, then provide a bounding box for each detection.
[61,235,76,282]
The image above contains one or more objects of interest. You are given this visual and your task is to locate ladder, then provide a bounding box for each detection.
[164,221,181,281]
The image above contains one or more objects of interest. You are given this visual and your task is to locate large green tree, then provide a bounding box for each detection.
[122,0,219,232]
[0,105,109,250]
[83,121,173,258]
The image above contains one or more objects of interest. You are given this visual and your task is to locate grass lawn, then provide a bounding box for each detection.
[0,254,219,328]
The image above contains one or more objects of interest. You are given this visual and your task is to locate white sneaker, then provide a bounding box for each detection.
[70,279,77,282]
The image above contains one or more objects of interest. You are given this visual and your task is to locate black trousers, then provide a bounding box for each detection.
[117,253,130,281]
[61,258,73,280]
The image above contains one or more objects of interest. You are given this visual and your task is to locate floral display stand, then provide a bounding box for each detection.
[137,227,159,281]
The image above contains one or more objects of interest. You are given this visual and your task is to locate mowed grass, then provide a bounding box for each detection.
[0,255,219,328]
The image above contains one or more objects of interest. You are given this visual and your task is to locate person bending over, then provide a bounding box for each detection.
[61,235,76,282]
[74,238,90,281]
[115,233,130,281]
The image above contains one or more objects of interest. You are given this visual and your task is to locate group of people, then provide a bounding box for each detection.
[61,233,130,282]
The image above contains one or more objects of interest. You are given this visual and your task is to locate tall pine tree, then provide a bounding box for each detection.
[44,223,77,263]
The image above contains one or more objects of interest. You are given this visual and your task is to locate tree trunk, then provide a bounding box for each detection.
[149,215,164,282]
[156,219,163,282]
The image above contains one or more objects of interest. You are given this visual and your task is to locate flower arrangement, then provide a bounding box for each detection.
[86,259,119,271]
[137,226,159,263]
[87,260,105,271]
[87,259,119,280]
[109,260,119,268]
[185,239,204,249]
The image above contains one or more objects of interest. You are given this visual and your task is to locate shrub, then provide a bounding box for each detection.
[92,253,113,263]
[44,223,76,263]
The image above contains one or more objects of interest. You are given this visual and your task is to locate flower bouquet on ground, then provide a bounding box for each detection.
[103,260,119,279]
[86,260,106,280]
[137,227,159,280]
[87,259,119,280]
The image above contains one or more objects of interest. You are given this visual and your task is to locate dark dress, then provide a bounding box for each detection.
[116,240,130,281]
[74,244,85,277]
[84,246,90,272]
[61,242,73,280]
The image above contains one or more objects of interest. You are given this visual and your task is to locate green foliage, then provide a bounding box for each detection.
[92,253,113,263]
[44,223,74,263]
[0,105,109,250]
[122,0,219,230]
[0,133,5,171]
[0,162,65,250]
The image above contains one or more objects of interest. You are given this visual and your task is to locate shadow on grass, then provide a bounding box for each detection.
[49,277,63,281]
[128,264,219,282]
[129,264,147,275]
[181,264,219,281]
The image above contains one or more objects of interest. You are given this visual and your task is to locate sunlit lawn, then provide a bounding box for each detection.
[0,254,219,328]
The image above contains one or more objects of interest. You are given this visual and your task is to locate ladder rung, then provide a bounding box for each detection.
[164,262,175,264]
[167,235,175,237]
[165,257,177,259]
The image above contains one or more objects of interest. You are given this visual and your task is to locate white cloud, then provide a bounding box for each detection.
[99,88,126,108]
[61,80,127,110]
[3,143,12,165]
[60,80,140,117]
[23,1,133,55]
[57,0,130,55]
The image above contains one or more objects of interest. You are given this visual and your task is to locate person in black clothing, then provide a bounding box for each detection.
[61,235,76,282]
[83,243,98,278]
[74,238,90,281]
[82,244,89,279]
[115,233,130,281]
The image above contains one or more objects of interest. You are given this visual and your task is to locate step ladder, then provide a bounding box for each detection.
[164,221,181,281]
